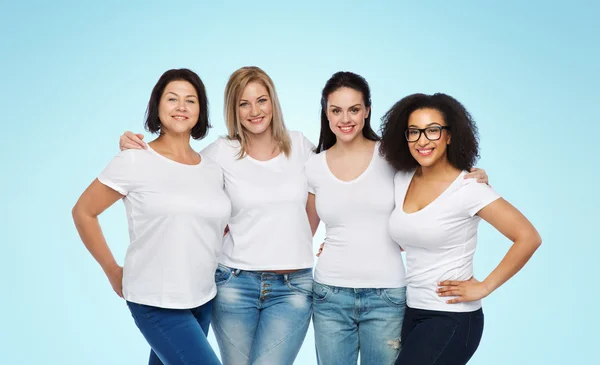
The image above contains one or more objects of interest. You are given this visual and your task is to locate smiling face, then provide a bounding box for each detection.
[237,81,273,137]
[326,87,370,144]
[157,80,200,136]
[407,108,451,168]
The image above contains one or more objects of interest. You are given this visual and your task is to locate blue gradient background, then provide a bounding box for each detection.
[1,1,597,364]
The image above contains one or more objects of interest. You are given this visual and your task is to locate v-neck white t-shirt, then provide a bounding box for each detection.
[306,143,406,288]
[201,131,315,270]
[97,146,231,309]
[389,170,500,312]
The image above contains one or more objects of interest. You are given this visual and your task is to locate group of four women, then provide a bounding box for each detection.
[72,66,541,365]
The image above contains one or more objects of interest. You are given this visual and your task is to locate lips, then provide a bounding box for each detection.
[416,148,434,156]
[248,117,264,124]
[338,125,356,133]
[172,115,188,121]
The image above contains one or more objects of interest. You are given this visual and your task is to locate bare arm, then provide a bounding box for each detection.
[439,198,542,303]
[72,179,125,297]
[306,193,320,237]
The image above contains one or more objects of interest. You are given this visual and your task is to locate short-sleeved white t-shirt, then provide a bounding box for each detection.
[97,146,231,309]
[306,143,406,288]
[389,170,500,312]
[201,131,315,270]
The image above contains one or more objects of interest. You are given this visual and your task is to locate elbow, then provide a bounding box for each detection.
[525,229,542,251]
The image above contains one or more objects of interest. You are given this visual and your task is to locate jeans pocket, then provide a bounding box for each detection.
[286,274,313,298]
[312,281,333,303]
[214,264,233,288]
[381,286,407,308]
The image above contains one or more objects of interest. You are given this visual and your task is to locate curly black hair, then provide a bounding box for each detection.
[379,93,479,172]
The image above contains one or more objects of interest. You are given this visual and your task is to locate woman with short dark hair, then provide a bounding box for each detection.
[72,69,229,365]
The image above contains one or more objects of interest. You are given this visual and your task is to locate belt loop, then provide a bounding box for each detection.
[283,273,289,282]
[234,269,242,277]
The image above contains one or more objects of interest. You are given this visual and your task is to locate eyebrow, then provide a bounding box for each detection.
[329,104,362,109]
[165,91,198,98]
[240,94,268,102]
[408,122,444,128]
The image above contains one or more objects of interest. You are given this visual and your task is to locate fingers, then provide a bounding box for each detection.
[446,297,465,304]
[120,131,146,150]
[438,280,461,287]
[316,243,324,257]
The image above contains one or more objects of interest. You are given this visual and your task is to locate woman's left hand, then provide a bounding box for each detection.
[465,168,488,184]
[437,277,491,304]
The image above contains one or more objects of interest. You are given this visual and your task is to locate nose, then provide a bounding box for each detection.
[176,99,187,111]
[342,111,352,123]
[250,102,260,116]
[416,131,429,146]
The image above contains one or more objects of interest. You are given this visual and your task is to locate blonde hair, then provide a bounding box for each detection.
[224,66,291,158]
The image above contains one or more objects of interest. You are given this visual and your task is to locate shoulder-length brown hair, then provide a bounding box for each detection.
[224,66,291,158]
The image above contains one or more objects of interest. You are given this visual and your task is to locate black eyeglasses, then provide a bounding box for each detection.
[405,126,450,142]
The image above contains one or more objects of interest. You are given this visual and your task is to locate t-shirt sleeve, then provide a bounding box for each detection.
[461,179,501,217]
[200,139,222,163]
[97,150,137,196]
[294,131,316,163]
[305,154,318,195]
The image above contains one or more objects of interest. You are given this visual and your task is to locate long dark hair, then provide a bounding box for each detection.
[316,71,380,152]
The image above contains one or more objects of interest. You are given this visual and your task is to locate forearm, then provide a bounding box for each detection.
[483,234,541,294]
[72,211,120,274]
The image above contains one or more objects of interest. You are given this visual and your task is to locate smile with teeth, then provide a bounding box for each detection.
[172,115,188,121]
[416,148,434,156]
[248,117,264,124]
[339,125,355,133]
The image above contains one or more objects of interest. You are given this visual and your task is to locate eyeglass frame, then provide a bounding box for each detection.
[405,126,450,142]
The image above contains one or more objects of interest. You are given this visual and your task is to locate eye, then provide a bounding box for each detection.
[186,99,196,104]
[408,129,419,135]
[239,102,248,107]
[258,98,268,103]
[168,97,177,102]
[427,127,439,133]
[351,107,359,113]
[331,109,340,115]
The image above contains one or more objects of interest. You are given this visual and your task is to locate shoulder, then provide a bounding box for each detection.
[305,151,324,171]
[394,169,415,185]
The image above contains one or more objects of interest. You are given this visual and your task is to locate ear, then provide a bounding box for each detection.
[365,107,371,119]
[447,132,451,145]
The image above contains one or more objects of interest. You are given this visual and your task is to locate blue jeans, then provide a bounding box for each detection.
[395,306,484,365]
[211,265,313,365]
[127,300,221,365]
[312,282,406,365]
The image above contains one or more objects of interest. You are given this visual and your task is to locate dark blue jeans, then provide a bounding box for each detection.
[127,300,221,365]
[395,306,484,365]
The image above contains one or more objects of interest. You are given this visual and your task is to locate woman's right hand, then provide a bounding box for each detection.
[119,131,146,150]
[106,265,124,298]
[316,243,324,257]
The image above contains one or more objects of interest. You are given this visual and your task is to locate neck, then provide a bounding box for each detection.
[418,157,459,181]
[246,127,276,152]
[150,133,194,156]
[333,134,372,154]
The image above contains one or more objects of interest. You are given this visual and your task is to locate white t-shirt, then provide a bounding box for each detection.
[306,143,407,288]
[98,146,231,309]
[389,170,500,312]
[201,131,315,270]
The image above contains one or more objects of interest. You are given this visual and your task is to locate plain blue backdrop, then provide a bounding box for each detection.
[1,1,597,364]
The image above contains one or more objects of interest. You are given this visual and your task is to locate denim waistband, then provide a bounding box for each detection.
[314,281,406,294]
[219,265,313,280]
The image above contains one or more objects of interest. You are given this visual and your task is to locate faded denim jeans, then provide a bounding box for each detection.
[211,265,313,365]
[312,282,406,365]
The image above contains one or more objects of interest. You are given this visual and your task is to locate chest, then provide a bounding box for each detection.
[221,157,308,210]
[326,151,373,182]
[128,168,229,218]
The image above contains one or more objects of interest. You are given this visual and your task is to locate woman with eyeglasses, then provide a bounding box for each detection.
[379,93,542,365]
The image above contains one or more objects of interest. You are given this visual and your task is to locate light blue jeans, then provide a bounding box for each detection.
[313,282,407,365]
[211,264,313,365]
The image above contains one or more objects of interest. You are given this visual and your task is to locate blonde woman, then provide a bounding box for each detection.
[119,67,316,365]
